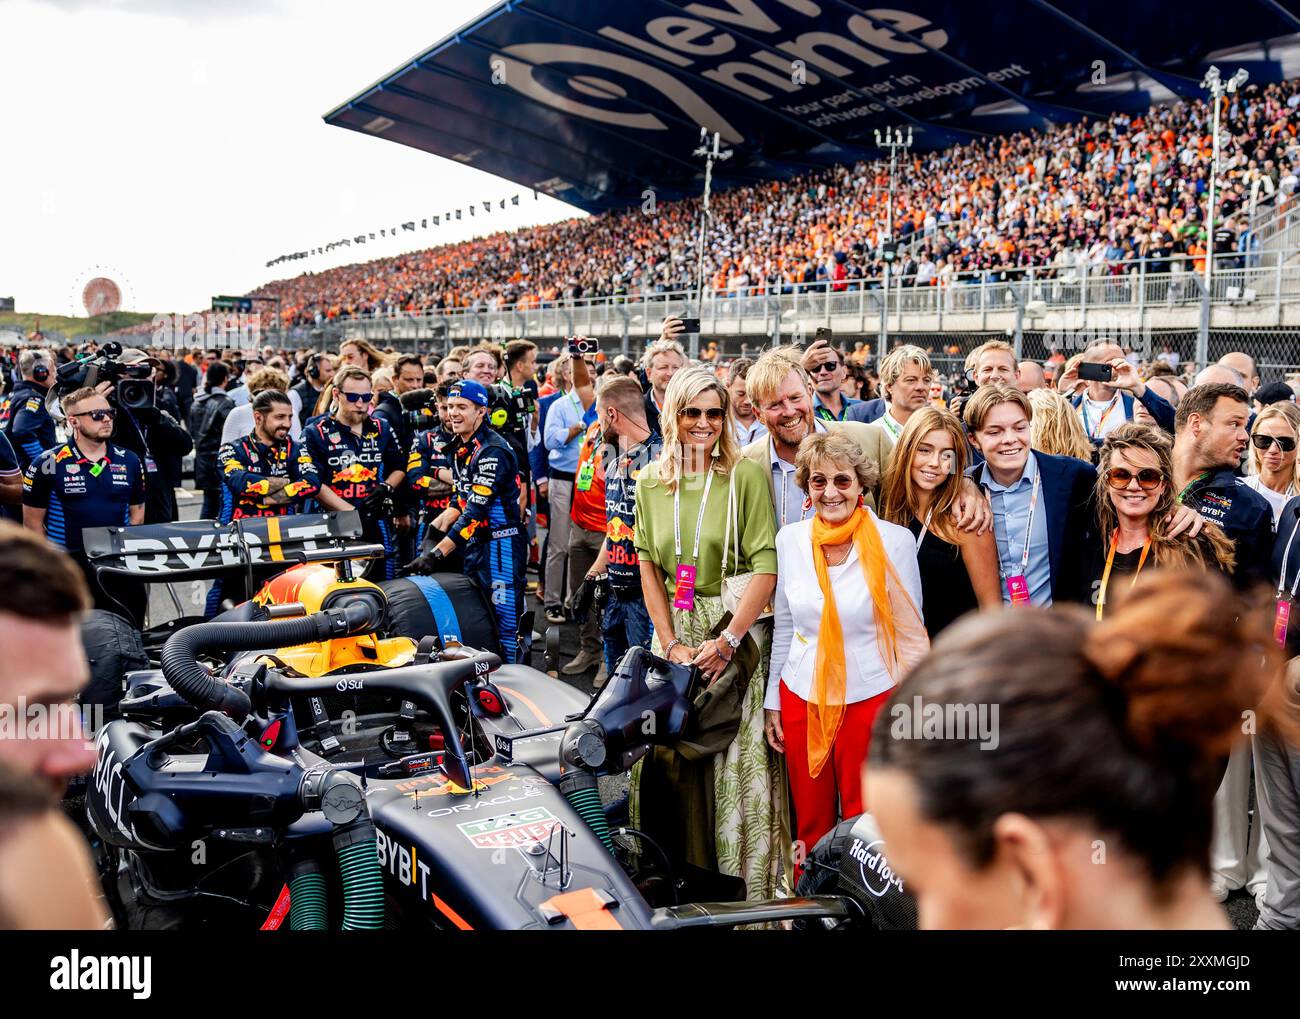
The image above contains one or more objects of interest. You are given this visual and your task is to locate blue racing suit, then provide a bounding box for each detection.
[445,423,525,662]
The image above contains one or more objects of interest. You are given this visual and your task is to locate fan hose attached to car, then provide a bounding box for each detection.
[160,600,380,717]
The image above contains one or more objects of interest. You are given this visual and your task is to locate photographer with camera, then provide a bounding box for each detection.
[304,365,406,580]
[4,348,57,474]
[108,349,193,524]
[1057,341,1176,447]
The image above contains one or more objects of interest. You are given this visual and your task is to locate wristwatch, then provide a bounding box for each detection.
[719,629,742,650]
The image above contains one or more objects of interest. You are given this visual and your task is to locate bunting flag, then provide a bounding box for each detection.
[263,189,525,268]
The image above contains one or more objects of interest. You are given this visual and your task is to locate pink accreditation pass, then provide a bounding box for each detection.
[1275,598,1291,647]
[673,564,698,611]
[1006,574,1030,606]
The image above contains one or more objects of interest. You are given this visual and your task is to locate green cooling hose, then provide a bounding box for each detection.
[288,860,329,931]
[560,770,613,852]
[336,824,385,931]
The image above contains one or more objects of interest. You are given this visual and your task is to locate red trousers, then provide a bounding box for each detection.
[780,681,891,876]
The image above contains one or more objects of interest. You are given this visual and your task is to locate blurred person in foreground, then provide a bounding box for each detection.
[868,570,1294,929]
[766,432,927,869]
[0,523,107,928]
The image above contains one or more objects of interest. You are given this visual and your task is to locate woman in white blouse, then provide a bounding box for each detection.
[764,432,929,868]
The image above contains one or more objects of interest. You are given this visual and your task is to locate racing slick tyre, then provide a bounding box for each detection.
[80,608,149,720]
[379,573,502,657]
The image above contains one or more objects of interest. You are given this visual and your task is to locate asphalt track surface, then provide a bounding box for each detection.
[157,488,1261,930]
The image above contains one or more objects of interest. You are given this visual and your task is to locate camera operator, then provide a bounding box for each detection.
[5,348,57,474]
[304,365,406,580]
[22,387,146,623]
[107,350,193,524]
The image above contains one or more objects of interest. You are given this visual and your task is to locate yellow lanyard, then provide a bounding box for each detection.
[1096,529,1152,621]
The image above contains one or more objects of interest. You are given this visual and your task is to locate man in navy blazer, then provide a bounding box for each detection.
[963,385,1096,605]
[846,397,885,424]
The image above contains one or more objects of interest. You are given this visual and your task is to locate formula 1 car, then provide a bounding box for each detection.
[78,513,912,931]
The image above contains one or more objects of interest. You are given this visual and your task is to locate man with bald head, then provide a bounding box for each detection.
[1062,341,1176,447]
[1218,352,1260,393]
[1195,363,1246,388]
[1016,361,1047,393]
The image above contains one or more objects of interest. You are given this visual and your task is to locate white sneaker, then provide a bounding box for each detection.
[1210,878,1230,903]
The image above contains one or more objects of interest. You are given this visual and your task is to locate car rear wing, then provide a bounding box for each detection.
[82,511,377,583]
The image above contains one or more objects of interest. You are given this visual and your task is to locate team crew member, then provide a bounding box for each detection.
[291,353,334,429]
[5,349,57,473]
[21,387,146,620]
[305,366,406,580]
[0,433,22,519]
[404,380,526,662]
[217,390,319,521]
[1172,383,1274,587]
[583,376,661,681]
[404,383,459,564]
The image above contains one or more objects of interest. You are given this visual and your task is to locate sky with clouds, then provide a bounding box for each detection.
[0,0,580,316]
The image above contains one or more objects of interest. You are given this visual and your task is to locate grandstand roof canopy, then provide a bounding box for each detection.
[324,0,1300,215]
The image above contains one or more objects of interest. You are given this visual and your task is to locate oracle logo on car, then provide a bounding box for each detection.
[848,836,904,898]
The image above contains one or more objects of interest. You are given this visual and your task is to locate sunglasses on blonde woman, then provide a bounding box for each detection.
[1104,467,1163,491]
[678,407,725,422]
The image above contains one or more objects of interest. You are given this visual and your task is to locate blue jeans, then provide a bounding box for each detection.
[602,588,651,675]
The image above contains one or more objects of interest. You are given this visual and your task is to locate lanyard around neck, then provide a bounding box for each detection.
[1096,529,1152,621]
[987,471,1040,579]
[674,467,715,564]
[1277,515,1300,601]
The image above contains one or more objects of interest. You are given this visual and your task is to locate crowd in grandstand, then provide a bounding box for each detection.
[238,81,1300,328]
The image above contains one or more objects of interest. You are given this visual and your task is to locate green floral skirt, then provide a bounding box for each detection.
[631,593,793,901]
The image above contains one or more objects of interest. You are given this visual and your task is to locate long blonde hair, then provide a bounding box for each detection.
[879,406,968,545]
[1029,388,1094,461]
[1095,423,1235,572]
[1248,402,1300,488]
[654,366,738,491]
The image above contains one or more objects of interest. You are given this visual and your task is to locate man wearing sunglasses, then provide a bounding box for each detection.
[305,365,406,580]
[21,387,145,619]
[1172,382,1274,587]
[803,341,861,423]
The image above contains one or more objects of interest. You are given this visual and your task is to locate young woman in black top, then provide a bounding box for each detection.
[880,406,1001,637]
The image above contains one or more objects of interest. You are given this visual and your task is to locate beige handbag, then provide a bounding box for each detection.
[720,471,773,621]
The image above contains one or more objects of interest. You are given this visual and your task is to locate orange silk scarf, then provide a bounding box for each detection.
[808,507,929,778]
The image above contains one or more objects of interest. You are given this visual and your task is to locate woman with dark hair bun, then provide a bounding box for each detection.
[867,570,1294,929]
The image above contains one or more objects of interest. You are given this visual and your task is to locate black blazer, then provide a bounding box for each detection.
[968,450,1097,604]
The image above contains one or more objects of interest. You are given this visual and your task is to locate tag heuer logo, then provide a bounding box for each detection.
[456,807,558,850]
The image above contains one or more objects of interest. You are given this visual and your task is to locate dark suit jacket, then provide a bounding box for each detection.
[968,450,1097,604]
[846,398,885,424]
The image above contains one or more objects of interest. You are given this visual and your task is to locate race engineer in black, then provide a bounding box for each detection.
[21,386,146,620]
[402,379,526,662]
[304,365,406,580]
[5,349,57,474]
[217,389,320,522]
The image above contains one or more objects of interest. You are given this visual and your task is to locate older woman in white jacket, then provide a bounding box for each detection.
[764,432,928,867]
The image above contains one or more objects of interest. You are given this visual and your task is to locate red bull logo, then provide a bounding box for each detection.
[333,463,378,485]
[606,516,636,544]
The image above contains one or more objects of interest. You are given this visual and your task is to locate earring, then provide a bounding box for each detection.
[858,494,866,507]
[802,496,812,511]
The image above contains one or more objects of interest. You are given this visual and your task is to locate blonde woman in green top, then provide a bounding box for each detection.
[633,366,790,901]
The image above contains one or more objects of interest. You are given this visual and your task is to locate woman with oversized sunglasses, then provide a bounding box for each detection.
[1244,402,1300,528]
[1087,423,1235,618]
